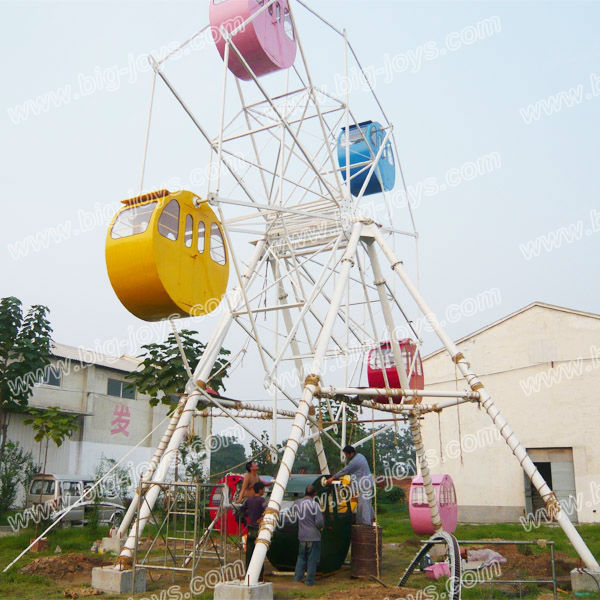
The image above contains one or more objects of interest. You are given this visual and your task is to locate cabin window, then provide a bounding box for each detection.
[111,202,157,239]
[275,2,281,23]
[158,199,180,241]
[184,215,193,248]
[411,486,428,506]
[369,347,394,370]
[284,8,294,39]
[340,126,367,147]
[210,223,226,265]
[197,222,205,253]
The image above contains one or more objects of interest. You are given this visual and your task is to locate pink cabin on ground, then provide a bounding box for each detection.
[209,0,297,80]
[409,474,458,535]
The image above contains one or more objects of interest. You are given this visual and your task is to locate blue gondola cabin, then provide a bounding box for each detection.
[337,120,395,197]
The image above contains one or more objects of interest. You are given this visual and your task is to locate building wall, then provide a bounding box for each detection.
[420,305,600,523]
[7,350,172,506]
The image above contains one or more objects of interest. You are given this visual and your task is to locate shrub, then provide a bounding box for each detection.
[0,440,38,516]
[379,486,406,504]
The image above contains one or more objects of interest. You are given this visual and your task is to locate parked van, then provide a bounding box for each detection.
[26,473,125,525]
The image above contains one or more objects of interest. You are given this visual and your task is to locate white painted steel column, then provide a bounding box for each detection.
[245,221,364,584]
[117,240,266,563]
[374,230,600,571]
[366,240,442,531]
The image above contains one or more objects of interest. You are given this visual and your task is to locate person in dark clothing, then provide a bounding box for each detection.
[292,485,324,586]
[240,481,267,580]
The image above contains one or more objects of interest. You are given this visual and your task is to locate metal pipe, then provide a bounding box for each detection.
[316,386,480,400]
[245,220,364,584]
[374,229,600,571]
[366,240,442,532]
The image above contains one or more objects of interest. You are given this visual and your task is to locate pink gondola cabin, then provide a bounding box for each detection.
[209,0,297,80]
[409,474,458,535]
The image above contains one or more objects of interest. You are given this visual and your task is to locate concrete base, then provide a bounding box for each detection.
[214,581,273,600]
[91,566,146,594]
[570,568,600,592]
[99,536,123,554]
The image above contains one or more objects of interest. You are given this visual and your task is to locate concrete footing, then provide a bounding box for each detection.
[99,536,123,554]
[570,568,600,592]
[214,581,273,600]
[91,566,146,594]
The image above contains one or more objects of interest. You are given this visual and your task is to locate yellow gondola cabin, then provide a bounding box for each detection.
[106,189,229,321]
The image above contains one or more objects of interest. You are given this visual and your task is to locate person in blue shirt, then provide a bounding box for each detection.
[292,485,324,586]
[240,481,267,580]
[325,445,375,525]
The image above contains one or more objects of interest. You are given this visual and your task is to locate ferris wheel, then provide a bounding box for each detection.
[96,0,599,596]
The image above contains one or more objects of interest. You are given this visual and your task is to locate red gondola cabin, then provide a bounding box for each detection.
[367,339,424,403]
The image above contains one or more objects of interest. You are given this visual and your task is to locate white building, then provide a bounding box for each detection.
[8,343,169,483]
[421,302,600,524]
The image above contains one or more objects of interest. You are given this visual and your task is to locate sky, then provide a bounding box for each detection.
[1,0,599,441]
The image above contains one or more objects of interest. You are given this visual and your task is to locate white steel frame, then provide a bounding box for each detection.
[111,0,599,589]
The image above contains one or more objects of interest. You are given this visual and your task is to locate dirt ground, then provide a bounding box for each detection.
[323,585,420,600]
[22,552,111,583]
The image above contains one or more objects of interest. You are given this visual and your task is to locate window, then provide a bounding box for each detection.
[111,202,157,239]
[284,8,294,39]
[158,199,180,241]
[411,485,428,507]
[275,2,281,23]
[369,347,394,370]
[41,365,61,387]
[197,222,205,253]
[107,378,136,399]
[61,481,81,496]
[30,479,55,496]
[184,214,193,248]
[210,223,226,265]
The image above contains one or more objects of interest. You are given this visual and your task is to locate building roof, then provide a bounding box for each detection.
[51,342,141,373]
[424,301,600,361]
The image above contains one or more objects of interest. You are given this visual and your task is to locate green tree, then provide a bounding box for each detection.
[25,407,79,480]
[375,426,416,475]
[177,434,207,481]
[94,454,132,504]
[248,431,281,477]
[0,441,39,517]
[126,330,231,408]
[209,434,248,478]
[0,297,53,461]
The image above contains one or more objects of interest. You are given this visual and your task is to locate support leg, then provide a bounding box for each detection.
[374,230,600,571]
[244,221,364,584]
[365,240,442,531]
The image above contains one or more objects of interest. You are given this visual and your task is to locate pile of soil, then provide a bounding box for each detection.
[324,585,419,600]
[22,553,110,582]
[469,543,578,580]
[63,587,104,598]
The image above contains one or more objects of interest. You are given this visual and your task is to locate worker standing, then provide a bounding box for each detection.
[237,460,273,502]
[292,485,324,586]
[240,481,267,581]
[326,445,375,525]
